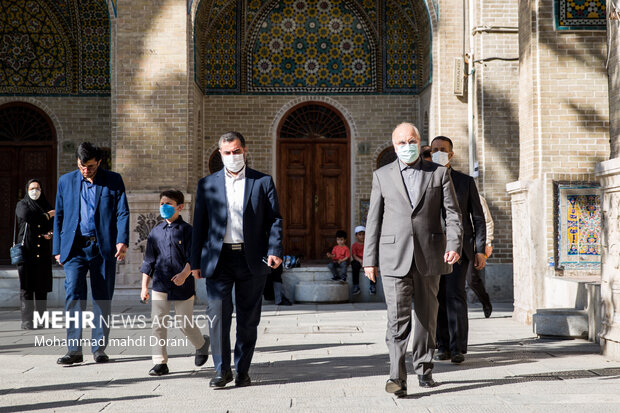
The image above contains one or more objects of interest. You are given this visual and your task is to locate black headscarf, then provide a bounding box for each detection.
[23,179,53,213]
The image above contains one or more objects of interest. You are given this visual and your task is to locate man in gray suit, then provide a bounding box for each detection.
[363,122,463,397]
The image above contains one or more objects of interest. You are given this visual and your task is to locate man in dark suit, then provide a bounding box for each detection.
[364,123,463,397]
[431,136,486,364]
[191,131,283,388]
[53,142,130,365]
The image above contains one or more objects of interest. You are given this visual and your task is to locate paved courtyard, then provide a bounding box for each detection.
[1,302,619,412]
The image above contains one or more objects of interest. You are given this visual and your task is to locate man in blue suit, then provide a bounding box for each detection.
[191,131,282,388]
[53,142,130,365]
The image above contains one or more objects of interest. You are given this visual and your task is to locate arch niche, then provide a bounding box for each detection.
[0,102,57,263]
[277,102,350,261]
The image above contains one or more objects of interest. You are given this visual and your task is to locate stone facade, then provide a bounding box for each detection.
[3,0,616,315]
[510,0,609,323]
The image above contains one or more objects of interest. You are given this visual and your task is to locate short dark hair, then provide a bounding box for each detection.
[422,147,432,160]
[431,136,453,150]
[219,131,246,148]
[76,142,101,163]
[159,190,184,205]
[336,230,347,239]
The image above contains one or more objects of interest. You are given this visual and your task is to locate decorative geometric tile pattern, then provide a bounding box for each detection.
[247,0,272,23]
[248,0,376,92]
[566,195,601,256]
[77,0,112,94]
[384,0,419,91]
[197,0,430,94]
[204,1,239,90]
[0,0,110,95]
[556,0,606,30]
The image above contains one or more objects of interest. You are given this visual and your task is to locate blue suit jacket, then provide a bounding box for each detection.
[52,169,130,263]
[191,167,283,278]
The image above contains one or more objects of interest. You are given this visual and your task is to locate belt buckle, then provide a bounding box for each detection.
[231,244,242,251]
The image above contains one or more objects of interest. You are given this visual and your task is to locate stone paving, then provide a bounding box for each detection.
[1,302,620,412]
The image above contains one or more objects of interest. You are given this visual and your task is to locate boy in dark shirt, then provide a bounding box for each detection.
[140,190,210,376]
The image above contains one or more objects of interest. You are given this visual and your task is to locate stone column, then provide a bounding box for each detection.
[110,0,194,296]
[596,1,620,359]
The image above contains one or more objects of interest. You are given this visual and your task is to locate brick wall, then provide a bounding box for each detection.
[112,0,192,192]
[202,94,418,227]
[474,0,520,264]
[0,96,111,176]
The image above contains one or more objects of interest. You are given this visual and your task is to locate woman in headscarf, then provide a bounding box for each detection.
[15,179,55,329]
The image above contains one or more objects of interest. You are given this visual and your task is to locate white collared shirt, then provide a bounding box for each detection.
[223,166,245,243]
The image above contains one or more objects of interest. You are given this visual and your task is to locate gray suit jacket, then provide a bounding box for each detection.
[363,158,463,277]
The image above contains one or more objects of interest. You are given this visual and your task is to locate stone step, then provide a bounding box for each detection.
[294,281,350,303]
[533,308,588,338]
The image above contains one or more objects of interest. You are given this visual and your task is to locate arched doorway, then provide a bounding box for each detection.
[0,102,57,263]
[277,103,350,261]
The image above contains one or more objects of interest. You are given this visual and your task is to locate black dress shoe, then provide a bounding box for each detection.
[209,370,233,388]
[418,374,438,388]
[195,335,210,367]
[149,363,169,376]
[433,350,451,361]
[483,303,493,318]
[57,354,84,365]
[451,352,465,364]
[93,350,109,363]
[235,372,251,387]
[385,379,407,397]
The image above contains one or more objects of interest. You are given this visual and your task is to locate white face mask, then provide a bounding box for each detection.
[432,151,450,166]
[28,189,41,200]
[222,153,245,173]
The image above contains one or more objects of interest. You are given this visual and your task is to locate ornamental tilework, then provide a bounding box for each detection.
[557,186,602,269]
[384,0,419,91]
[556,0,606,30]
[196,0,429,94]
[0,0,110,95]
[204,2,239,90]
[248,0,377,92]
[565,195,601,256]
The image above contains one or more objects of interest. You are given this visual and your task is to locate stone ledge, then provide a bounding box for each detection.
[294,281,349,303]
[533,308,588,338]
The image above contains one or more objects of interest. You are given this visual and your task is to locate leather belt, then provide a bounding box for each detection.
[80,235,97,243]
[223,243,243,251]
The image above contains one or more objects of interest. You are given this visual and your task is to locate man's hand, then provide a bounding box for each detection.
[485,244,493,258]
[140,287,150,303]
[171,271,188,286]
[444,251,460,265]
[474,252,487,270]
[115,243,127,261]
[191,269,202,279]
[268,255,282,269]
[47,209,55,218]
[54,254,63,266]
[364,266,377,282]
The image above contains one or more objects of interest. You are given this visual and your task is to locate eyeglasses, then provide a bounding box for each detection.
[77,162,98,171]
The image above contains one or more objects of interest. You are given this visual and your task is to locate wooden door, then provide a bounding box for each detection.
[279,141,349,260]
[0,103,56,263]
[277,103,350,261]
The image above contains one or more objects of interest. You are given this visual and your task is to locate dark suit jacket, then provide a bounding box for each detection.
[52,169,130,263]
[363,158,463,277]
[449,168,486,260]
[190,167,283,278]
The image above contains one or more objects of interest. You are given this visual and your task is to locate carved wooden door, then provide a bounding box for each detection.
[277,104,349,260]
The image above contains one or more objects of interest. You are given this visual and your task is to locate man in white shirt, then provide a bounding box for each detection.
[191,131,283,388]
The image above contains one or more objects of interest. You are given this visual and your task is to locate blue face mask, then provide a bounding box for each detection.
[396,143,419,164]
[160,204,176,220]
